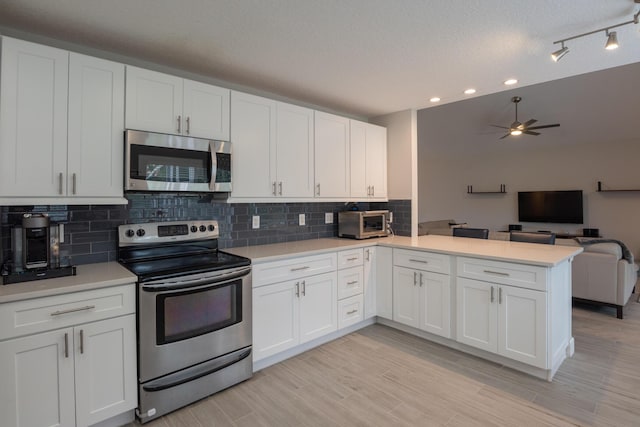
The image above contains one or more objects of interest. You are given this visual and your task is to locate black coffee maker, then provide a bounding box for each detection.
[21,214,50,270]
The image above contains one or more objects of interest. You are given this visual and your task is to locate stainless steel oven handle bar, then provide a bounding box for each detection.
[141,267,251,291]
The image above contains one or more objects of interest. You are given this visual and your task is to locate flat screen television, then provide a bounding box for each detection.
[517,190,583,224]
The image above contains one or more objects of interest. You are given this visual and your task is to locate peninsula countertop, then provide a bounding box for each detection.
[224,235,583,266]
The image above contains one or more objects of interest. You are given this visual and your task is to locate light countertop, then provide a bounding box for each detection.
[0,262,137,304]
[225,235,583,267]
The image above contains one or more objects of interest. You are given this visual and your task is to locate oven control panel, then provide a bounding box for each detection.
[118,220,219,245]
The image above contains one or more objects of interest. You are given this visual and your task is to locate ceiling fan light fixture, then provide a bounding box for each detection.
[551,44,569,62]
[605,30,619,50]
[510,129,523,136]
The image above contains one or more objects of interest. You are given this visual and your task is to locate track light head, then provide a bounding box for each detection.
[551,45,569,62]
[605,30,619,50]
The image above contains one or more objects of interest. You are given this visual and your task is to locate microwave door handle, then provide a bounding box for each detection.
[209,141,217,191]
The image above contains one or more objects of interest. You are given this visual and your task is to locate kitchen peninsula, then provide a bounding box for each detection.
[227,235,583,381]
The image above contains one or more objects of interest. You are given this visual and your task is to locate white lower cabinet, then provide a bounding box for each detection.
[253,271,337,362]
[375,246,393,320]
[456,277,547,368]
[363,246,377,319]
[0,285,137,427]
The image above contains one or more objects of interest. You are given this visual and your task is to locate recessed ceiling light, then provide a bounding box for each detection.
[464,88,476,95]
[430,97,441,103]
[504,79,518,86]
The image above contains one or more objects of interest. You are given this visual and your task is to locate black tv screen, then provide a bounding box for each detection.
[518,190,583,224]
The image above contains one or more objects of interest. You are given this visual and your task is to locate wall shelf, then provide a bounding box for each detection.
[597,181,640,192]
[467,184,506,194]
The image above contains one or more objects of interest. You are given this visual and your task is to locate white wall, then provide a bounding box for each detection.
[417,62,640,255]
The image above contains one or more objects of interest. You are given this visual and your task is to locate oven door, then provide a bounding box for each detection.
[125,129,232,192]
[138,267,251,382]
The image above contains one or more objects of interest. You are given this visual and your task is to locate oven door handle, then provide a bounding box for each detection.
[141,267,251,292]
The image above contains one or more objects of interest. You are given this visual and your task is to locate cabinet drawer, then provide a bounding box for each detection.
[457,257,547,291]
[253,253,337,287]
[394,249,450,274]
[337,248,364,269]
[338,294,364,329]
[337,266,364,300]
[0,284,136,340]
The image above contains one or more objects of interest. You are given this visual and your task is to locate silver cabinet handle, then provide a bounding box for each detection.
[409,259,428,264]
[278,182,283,196]
[347,257,359,261]
[58,172,64,195]
[177,115,181,133]
[371,186,375,197]
[272,182,277,196]
[490,286,495,303]
[367,186,371,196]
[290,266,310,272]
[347,309,358,315]
[413,271,417,286]
[186,116,190,134]
[346,280,359,285]
[316,183,320,196]
[484,270,509,277]
[64,332,69,358]
[50,305,96,316]
[72,173,77,195]
[80,329,84,354]
[419,273,424,287]
[365,249,370,261]
[295,282,300,297]
[499,287,503,304]
[301,280,306,296]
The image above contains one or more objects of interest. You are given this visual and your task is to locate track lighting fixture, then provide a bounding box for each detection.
[551,2,639,61]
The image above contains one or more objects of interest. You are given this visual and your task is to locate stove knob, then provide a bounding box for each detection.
[199,225,207,232]
[208,224,215,232]
[136,229,146,237]
[125,229,135,238]
[190,225,198,233]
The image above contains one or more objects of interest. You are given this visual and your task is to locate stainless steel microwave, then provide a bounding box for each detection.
[125,130,231,193]
[338,210,390,239]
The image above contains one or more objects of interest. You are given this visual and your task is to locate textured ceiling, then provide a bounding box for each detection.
[0,0,639,118]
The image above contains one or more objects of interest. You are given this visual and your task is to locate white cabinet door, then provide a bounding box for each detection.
[0,37,68,197]
[366,123,387,199]
[376,246,394,320]
[276,102,314,197]
[392,267,420,328]
[230,91,277,198]
[0,328,76,427]
[456,278,497,353]
[418,271,451,338]
[314,111,350,198]
[253,281,299,361]
[349,120,368,198]
[125,65,183,135]
[74,315,137,427]
[498,285,547,368]
[183,79,230,140]
[363,247,377,319]
[299,272,337,343]
[68,53,125,198]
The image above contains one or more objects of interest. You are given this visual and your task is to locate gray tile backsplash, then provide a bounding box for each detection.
[1,195,411,267]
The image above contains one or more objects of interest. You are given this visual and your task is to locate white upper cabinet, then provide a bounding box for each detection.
[0,37,126,204]
[314,111,350,198]
[230,91,314,199]
[125,65,230,140]
[350,120,387,200]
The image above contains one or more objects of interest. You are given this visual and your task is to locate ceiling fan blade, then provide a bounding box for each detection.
[527,124,560,130]
[523,130,540,136]
[499,133,511,139]
[522,119,537,128]
[490,124,510,129]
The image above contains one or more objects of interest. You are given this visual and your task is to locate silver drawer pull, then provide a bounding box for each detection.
[347,309,358,315]
[409,259,428,264]
[50,305,96,316]
[346,280,359,285]
[290,266,310,272]
[483,270,510,277]
[346,257,359,261]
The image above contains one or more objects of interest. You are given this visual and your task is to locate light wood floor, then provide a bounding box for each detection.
[132,293,640,427]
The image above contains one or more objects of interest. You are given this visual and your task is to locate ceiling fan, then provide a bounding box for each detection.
[492,96,560,139]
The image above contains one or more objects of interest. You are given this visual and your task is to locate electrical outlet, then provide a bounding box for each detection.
[325,212,333,224]
[389,212,394,223]
[299,213,306,226]
[252,215,260,229]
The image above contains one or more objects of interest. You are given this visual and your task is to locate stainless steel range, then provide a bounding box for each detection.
[117,220,252,423]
